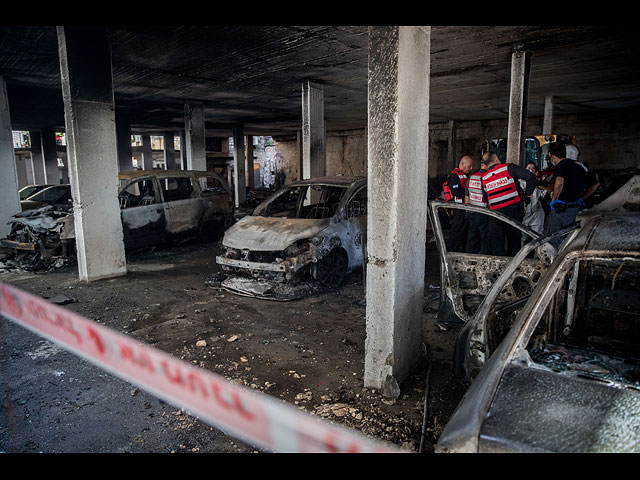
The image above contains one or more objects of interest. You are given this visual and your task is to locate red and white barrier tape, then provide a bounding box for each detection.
[0,282,400,453]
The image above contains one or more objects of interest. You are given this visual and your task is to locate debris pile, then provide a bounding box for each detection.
[0,205,75,271]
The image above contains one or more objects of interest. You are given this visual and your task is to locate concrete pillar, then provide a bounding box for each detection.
[301,81,326,180]
[141,134,154,170]
[297,130,303,182]
[543,95,554,135]
[506,44,532,166]
[57,26,127,281]
[29,130,46,184]
[178,130,185,170]
[116,113,133,171]
[0,76,21,237]
[41,128,61,184]
[364,26,430,397]
[164,131,177,170]
[447,120,457,167]
[184,101,206,171]
[233,125,246,207]
[246,136,254,189]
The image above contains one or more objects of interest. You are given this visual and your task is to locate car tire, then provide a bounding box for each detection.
[312,248,348,286]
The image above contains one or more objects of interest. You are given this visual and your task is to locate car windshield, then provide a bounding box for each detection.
[28,186,69,203]
[256,184,348,219]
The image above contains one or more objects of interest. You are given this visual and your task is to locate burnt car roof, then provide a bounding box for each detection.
[118,169,219,180]
[287,176,365,187]
[570,213,640,254]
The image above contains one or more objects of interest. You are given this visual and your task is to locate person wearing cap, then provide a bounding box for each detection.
[543,142,584,247]
[443,155,474,252]
[464,153,490,254]
[480,148,538,256]
[566,145,600,209]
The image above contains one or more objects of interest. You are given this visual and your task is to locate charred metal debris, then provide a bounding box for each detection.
[1,205,75,271]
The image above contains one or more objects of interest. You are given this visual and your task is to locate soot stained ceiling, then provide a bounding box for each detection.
[1,25,640,136]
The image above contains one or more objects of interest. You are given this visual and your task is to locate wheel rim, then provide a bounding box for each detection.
[314,250,347,286]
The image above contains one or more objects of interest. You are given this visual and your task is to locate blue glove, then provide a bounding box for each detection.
[550,200,565,211]
[578,198,586,209]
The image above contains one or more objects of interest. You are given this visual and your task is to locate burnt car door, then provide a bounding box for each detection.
[193,172,234,232]
[338,184,367,271]
[428,200,555,325]
[119,177,167,249]
[159,174,201,237]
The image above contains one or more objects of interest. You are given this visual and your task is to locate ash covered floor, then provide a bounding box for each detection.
[0,239,466,453]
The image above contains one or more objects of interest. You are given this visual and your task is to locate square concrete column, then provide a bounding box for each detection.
[364,26,430,397]
[41,128,62,184]
[164,131,177,170]
[301,80,326,180]
[115,113,133,171]
[178,130,186,170]
[141,134,154,170]
[246,136,254,189]
[506,44,532,165]
[57,26,127,281]
[28,130,46,185]
[0,76,21,237]
[233,125,246,207]
[543,95,554,135]
[184,101,206,171]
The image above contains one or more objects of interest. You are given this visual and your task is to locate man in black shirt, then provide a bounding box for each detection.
[543,142,584,247]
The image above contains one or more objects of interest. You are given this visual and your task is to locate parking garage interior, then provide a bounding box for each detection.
[1,24,640,453]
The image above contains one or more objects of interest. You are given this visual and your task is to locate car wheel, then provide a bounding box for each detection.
[312,249,348,286]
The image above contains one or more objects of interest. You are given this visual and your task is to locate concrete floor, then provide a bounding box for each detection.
[0,239,466,453]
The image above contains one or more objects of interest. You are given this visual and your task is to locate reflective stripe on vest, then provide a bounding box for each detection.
[443,168,468,203]
[467,173,487,207]
[481,164,521,210]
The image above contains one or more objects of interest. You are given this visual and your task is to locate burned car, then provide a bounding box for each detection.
[116,170,233,250]
[215,176,367,300]
[434,176,640,453]
[2,170,233,268]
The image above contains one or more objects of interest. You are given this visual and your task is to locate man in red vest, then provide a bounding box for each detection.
[464,154,490,254]
[444,155,473,252]
[481,148,538,256]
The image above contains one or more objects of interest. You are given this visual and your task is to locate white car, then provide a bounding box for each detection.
[216,176,367,300]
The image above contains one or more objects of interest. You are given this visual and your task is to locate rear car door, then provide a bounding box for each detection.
[119,176,167,249]
[340,185,367,271]
[158,174,201,237]
[193,172,234,232]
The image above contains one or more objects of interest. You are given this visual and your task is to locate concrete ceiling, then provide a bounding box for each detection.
[2,25,640,136]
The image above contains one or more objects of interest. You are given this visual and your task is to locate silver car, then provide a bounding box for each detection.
[434,176,640,453]
[216,176,367,300]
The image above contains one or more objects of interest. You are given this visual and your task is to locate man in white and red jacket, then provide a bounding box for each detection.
[443,155,473,252]
[481,148,538,256]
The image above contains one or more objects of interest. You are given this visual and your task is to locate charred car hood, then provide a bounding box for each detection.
[222,215,329,251]
[478,366,640,452]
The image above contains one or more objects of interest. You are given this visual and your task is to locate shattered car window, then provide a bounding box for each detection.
[161,177,196,202]
[197,175,226,196]
[346,187,367,218]
[257,185,348,219]
[119,180,157,209]
[526,257,640,388]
